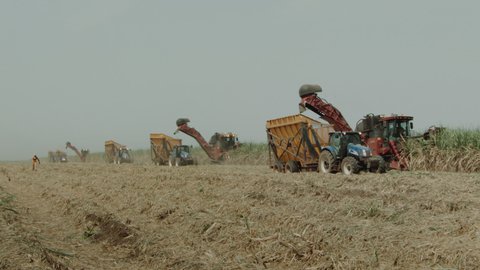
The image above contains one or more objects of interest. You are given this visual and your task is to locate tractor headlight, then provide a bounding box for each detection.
[181,152,190,159]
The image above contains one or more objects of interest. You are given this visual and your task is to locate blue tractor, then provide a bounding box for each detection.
[319,132,385,175]
[168,145,196,167]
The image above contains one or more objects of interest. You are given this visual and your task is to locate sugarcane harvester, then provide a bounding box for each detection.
[355,114,413,170]
[65,141,89,162]
[299,84,409,170]
[175,118,228,162]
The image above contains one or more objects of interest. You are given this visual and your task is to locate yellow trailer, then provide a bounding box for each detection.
[150,133,182,165]
[104,140,133,164]
[266,114,334,172]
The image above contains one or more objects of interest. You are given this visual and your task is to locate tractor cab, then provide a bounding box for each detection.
[118,147,133,163]
[384,118,414,141]
[169,145,195,166]
[355,114,413,170]
[327,132,371,160]
[356,114,414,142]
[209,132,240,151]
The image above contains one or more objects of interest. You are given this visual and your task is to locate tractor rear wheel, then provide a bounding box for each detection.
[285,160,300,173]
[341,156,359,175]
[319,151,334,173]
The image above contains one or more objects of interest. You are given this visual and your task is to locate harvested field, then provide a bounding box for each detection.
[1,163,480,269]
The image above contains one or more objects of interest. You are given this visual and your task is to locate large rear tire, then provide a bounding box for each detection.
[285,160,300,173]
[341,156,359,175]
[319,151,334,173]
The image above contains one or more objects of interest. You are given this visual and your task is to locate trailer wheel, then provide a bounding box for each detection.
[273,161,284,173]
[285,160,300,173]
[319,151,334,173]
[341,156,359,175]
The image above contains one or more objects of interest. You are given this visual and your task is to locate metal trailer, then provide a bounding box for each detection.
[266,114,334,172]
[150,133,182,165]
[48,150,68,163]
[104,140,133,164]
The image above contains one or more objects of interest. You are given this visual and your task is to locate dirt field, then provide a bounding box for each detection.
[1,162,479,270]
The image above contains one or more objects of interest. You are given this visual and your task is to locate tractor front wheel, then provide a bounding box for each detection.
[341,156,359,175]
[319,151,334,173]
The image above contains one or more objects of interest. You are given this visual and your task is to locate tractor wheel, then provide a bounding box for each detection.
[377,158,387,173]
[285,160,300,173]
[341,156,359,175]
[318,151,334,173]
[273,161,284,173]
[175,158,181,167]
[370,157,386,173]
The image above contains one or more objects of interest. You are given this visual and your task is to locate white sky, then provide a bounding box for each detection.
[1,1,479,161]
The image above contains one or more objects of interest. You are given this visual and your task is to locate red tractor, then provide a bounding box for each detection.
[355,114,413,170]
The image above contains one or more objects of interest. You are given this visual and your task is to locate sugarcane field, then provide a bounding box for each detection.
[2,2,480,270]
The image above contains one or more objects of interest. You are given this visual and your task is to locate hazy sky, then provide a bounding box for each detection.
[1,1,479,161]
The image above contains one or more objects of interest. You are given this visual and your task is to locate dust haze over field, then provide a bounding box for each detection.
[1,162,480,269]
[2,1,480,269]
[1,1,480,161]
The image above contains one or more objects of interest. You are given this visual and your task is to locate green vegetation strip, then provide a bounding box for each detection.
[404,128,480,172]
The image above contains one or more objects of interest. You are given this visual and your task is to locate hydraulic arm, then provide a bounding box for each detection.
[66,142,88,162]
[298,84,352,132]
[175,119,226,161]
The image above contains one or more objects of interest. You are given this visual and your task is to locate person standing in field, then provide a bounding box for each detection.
[32,155,40,171]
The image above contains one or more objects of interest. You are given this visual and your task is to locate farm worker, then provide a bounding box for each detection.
[32,155,40,171]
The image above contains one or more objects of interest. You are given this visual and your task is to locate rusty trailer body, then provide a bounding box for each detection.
[150,133,182,165]
[266,114,334,172]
